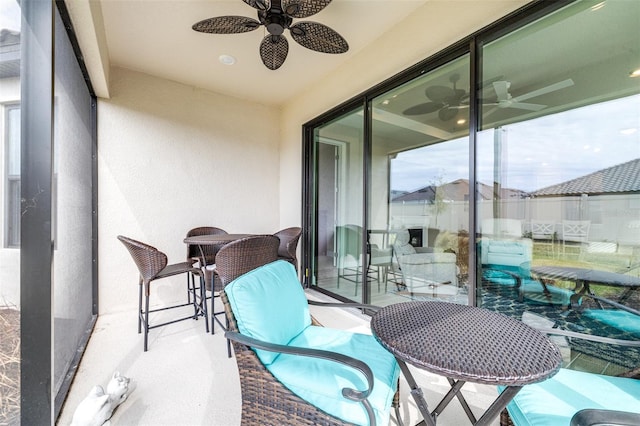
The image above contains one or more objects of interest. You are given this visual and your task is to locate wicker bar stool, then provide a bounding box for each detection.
[118,235,208,352]
[214,235,279,357]
[273,226,302,272]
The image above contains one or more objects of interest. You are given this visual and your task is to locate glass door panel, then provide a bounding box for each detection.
[478,0,640,375]
[371,55,471,306]
[312,107,365,302]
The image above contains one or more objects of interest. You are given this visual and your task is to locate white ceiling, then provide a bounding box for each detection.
[98,0,429,106]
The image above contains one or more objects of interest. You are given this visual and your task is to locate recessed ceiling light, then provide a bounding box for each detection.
[591,1,605,11]
[457,119,466,125]
[382,100,390,105]
[218,54,236,65]
[630,68,640,78]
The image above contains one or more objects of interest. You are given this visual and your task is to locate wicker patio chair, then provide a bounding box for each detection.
[218,256,402,425]
[273,226,302,271]
[117,235,208,351]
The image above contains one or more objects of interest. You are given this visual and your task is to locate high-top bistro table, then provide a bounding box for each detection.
[371,301,562,426]
[183,234,251,322]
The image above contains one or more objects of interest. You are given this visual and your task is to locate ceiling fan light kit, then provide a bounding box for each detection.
[192,0,349,70]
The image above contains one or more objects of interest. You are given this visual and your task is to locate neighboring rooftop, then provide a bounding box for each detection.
[531,158,640,197]
[0,29,20,79]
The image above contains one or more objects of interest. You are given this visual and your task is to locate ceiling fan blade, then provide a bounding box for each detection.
[260,35,289,70]
[403,102,443,116]
[425,85,454,103]
[192,16,261,34]
[439,107,458,121]
[242,0,270,10]
[492,81,510,101]
[289,22,348,54]
[507,102,547,111]
[282,0,332,18]
[512,78,574,102]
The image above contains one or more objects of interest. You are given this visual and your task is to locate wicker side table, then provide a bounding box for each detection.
[371,301,562,426]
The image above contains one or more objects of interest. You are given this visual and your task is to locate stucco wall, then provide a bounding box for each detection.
[99,67,281,313]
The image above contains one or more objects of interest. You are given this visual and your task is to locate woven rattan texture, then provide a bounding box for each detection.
[221,290,353,425]
[274,227,302,271]
[214,235,280,287]
[282,0,331,18]
[371,301,562,386]
[118,235,203,295]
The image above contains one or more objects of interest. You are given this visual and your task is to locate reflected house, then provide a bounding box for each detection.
[527,158,640,251]
[391,179,527,238]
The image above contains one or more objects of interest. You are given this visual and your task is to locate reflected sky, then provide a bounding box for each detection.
[0,0,20,31]
[392,94,640,193]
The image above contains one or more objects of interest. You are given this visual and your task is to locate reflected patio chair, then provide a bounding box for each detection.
[562,220,590,258]
[336,224,379,295]
[530,220,556,257]
[219,259,401,425]
[499,321,640,426]
[392,229,458,298]
[118,235,208,351]
[480,237,573,307]
[273,226,302,272]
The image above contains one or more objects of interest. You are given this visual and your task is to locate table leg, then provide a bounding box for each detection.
[397,359,436,426]
[474,385,521,426]
[432,378,475,423]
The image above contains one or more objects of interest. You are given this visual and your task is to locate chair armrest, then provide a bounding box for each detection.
[483,267,523,287]
[224,331,377,423]
[307,300,381,314]
[414,247,434,253]
[534,327,640,347]
[579,293,640,316]
[570,409,640,426]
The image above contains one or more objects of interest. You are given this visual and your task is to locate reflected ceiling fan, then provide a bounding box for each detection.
[192,0,348,70]
[403,73,469,121]
[483,78,574,116]
[403,74,575,121]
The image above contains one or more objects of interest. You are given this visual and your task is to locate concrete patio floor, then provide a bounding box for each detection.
[57,291,500,426]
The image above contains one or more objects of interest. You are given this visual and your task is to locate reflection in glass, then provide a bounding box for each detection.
[312,109,365,300]
[370,55,470,306]
[478,0,640,376]
[0,0,21,423]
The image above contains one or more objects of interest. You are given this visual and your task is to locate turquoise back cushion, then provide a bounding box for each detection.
[269,325,400,426]
[224,260,312,365]
[500,368,640,426]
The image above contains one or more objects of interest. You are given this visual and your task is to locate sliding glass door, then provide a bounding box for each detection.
[310,106,365,301]
[369,56,470,306]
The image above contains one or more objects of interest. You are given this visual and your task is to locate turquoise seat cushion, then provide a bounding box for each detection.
[499,368,640,426]
[583,309,640,336]
[268,325,400,426]
[224,260,312,365]
[519,280,573,307]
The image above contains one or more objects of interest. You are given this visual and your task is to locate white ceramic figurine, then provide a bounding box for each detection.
[70,371,131,426]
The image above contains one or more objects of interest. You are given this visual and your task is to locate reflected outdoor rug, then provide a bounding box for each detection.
[480,283,640,370]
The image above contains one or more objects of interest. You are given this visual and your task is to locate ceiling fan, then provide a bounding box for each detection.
[403,73,468,121]
[403,75,575,121]
[483,78,575,115]
[192,0,349,70]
